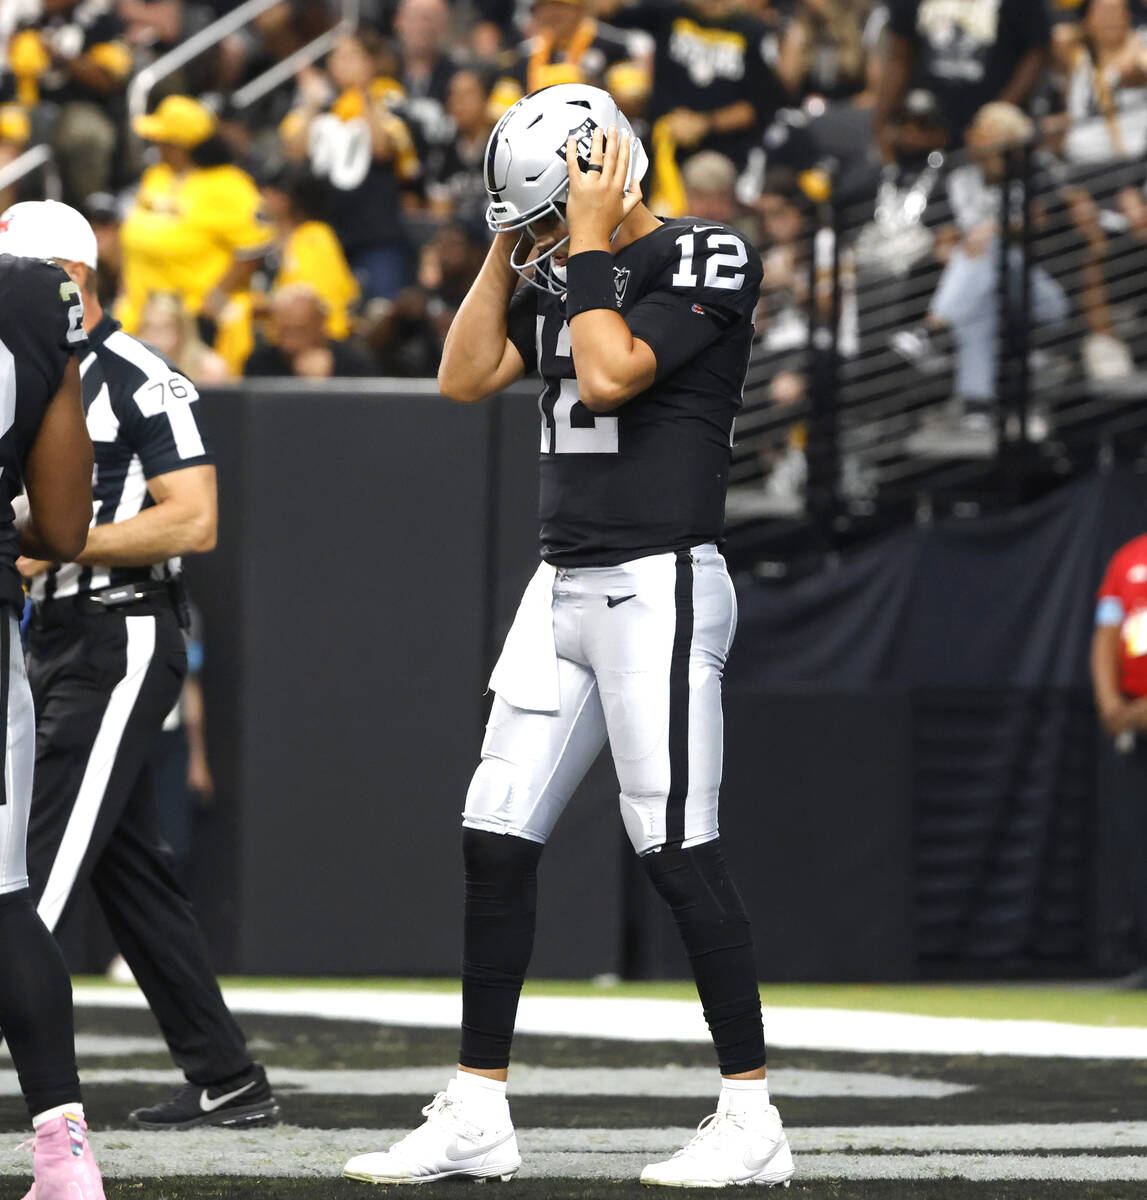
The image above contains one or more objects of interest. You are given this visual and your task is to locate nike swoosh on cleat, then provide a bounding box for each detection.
[606,594,637,608]
[743,1144,781,1172]
[444,1130,517,1162]
[200,1080,258,1113]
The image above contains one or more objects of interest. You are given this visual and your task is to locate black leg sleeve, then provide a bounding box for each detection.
[641,838,766,1075]
[459,829,544,1071]
[0,888,81,1118]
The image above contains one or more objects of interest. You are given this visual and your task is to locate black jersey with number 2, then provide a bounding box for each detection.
[0,255,86,607]
[507,217,762,567]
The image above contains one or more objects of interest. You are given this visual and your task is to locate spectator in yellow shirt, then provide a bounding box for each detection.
[216,167,361,376]
[265,168,359,340]
[118,95,273,335]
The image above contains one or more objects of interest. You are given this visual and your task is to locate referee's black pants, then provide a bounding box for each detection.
[25,603,251,1086]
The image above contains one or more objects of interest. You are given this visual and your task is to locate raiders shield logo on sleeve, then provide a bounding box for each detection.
[613,266,630,306]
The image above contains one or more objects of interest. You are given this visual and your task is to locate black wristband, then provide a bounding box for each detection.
[565,250,616,318]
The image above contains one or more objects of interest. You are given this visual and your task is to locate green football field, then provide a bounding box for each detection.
[145,976,1147,1027]
[0,980,1144,1200]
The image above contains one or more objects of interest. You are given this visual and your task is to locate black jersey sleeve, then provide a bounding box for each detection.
[0,256,86,402]
[506,284,539,375]
[624,226,762,380]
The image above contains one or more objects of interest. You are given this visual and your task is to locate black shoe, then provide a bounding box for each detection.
[129,1062,280,1130]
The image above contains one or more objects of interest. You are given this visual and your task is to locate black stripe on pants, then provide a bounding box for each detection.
[665,550,695,852]
[25,608,251,1086]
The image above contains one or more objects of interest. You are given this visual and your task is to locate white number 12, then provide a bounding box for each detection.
[537,315,619,455]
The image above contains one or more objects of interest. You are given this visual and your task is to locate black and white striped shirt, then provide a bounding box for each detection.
[30,313,213,603]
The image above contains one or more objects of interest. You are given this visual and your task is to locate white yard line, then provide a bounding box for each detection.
[3,1127,1147,1180]
[0,1064,973,1099]
[72,986,1147,1060]
[786,1155,1147,1182]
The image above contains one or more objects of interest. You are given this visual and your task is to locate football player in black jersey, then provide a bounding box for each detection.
[344,83,792,1190]
[0,254,107,1198]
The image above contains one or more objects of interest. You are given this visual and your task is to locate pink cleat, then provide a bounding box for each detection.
[20,1113,106,1200]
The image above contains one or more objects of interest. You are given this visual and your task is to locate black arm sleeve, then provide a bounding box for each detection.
[506,286,539,375]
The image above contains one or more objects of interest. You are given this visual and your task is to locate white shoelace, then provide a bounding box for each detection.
[673,1110,748,1159]
[411,1091,486,1147]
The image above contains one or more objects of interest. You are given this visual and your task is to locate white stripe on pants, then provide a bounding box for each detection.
[0,615,34,894]
[36,615,156,931]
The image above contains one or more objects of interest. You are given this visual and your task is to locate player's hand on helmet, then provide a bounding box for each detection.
[565,124,642,251]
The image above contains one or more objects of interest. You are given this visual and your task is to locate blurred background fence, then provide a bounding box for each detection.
[725,135,1147,577]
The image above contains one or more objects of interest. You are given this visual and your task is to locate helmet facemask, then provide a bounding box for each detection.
[495,191,572,296]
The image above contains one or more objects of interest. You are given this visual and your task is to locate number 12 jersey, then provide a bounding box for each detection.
[506,217,762,567]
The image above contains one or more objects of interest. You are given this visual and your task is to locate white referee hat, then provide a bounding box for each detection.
[0,200,98,270]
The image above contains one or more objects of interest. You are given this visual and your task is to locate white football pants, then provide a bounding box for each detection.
[0,613,34,893]
[464,543,737,855]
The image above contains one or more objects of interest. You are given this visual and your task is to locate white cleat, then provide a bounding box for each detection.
[640,1104,794,1188]
[343,1080,521,1185]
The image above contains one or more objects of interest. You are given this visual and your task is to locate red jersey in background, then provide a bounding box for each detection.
[1097,533,1147,698]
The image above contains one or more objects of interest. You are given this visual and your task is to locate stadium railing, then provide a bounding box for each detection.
[726,128,1147,575]
[232,21,356,113]
[127,0,362,121]
[0,143,61,202]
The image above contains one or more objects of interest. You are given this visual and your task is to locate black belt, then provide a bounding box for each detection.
[31,579,188,629]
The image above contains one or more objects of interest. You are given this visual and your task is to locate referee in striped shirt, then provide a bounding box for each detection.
[0,202,279,1131]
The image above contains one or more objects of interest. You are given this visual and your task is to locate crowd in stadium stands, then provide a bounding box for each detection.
[3,0,1147,446]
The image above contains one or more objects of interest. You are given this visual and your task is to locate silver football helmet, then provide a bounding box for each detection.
[484,84,649,294]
